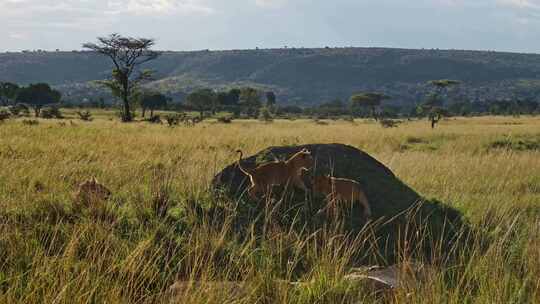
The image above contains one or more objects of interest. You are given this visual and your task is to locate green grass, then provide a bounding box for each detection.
[0,114,539,303]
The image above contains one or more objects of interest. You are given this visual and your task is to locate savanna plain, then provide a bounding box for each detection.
[0,112,539,303]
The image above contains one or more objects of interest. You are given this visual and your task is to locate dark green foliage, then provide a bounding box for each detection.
[265,91,276,107]
[15,83,61,117]
[422,80,460,128]
[0,82,19,106]
[185,89,216,120]
[239,87,262,117]
[317,99,349,117]
[487,136,540,152]
[4,48,540,106]
[212,144,468,264]
[139,92,168,118]
[350,93,390,120]
[216,88,241,106]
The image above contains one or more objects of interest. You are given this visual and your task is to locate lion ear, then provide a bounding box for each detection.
[91,177,98,184]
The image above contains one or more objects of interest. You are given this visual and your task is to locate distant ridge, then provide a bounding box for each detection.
[2,47,540,106]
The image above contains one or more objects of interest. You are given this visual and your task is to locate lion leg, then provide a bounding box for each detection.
[248,185,259,201]
[358,194,372,219]
[292,176,308,192]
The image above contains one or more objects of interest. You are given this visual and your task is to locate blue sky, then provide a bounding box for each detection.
[1,0,540,53]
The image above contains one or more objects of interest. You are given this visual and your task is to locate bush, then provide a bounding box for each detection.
[145,115,162,124]
[165,114,181,127]
[22,119,39,126]
[76,110,93,121]
[8,104,30,117]
[379,119,399,128]
[0,109,10,122]
[217,116,233,124]
[259,107,273,122]
[41,106,63,119]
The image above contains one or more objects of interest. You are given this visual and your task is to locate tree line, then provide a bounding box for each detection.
[2,34,540,126]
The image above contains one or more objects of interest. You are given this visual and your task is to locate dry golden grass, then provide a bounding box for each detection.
[0,113,539,303]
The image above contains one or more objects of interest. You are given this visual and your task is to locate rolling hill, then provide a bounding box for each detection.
[1,47,540,106]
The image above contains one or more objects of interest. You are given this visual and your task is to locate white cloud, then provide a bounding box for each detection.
[111,0,215,15]
[498,0,540,9]
[254,0,288,9]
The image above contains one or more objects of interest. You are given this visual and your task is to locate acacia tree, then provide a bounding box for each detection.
[16,83,61,117]
[0,82,19,106]
[186,89,216,120]
[350,92,390,120]
[423,79,461,128]
[139,92,168,118]
[239,87,261,117]
[83,34,160,122]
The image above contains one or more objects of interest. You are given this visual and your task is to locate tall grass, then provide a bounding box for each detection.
[0,115,539,303]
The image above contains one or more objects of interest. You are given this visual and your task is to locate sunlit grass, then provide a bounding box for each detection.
[0,114,539,303]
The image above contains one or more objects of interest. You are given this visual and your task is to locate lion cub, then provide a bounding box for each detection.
[312,175,372,219]
[73,177,112,208]
[237,149,314,200]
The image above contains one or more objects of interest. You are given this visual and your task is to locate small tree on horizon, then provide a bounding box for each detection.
[350,92,390,120]
[15,83,61,117]
[424,79,461,128]
[83,34,160,122]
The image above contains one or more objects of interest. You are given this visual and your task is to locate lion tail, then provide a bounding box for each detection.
[236,150,252,177]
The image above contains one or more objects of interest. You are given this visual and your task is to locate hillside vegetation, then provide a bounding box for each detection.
[2,48,540,105]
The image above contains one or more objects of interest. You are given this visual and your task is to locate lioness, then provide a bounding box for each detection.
[73,177,112,207]
[312,175,372,218]
[237,149,314,200]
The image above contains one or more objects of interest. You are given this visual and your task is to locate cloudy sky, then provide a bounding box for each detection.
[1,0,540,53]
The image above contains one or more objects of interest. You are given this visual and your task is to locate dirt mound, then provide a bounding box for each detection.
[212,144,467,263]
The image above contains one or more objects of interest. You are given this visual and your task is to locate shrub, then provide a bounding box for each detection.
[8,104,30,117]
[217,116,233,124]
[40,106,63,119]
[0,109,10,122]
[379,119,399,128]
[487,137,540,152]
[22,119,39,126]
[259,107,273,122]
[145,115,162,124]
[165,114,181,127]
[76,110,93,121]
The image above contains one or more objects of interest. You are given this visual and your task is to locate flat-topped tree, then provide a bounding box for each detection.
[350,92,390,121]
[83,34,160,122]
[424,79,461,128]
[15,83,61,117]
